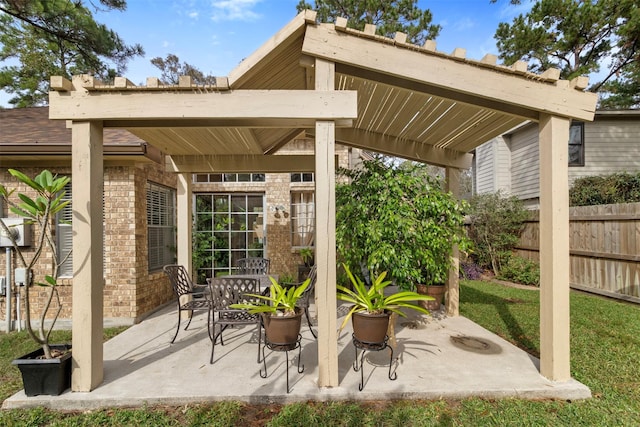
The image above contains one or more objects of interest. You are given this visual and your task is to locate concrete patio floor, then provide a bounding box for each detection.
[3,302,590,410]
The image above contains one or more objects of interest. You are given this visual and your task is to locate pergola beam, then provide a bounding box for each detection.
[49,88,358,122]
[166,154,324,173]
[302,25,597,122]
[312,128,473,169]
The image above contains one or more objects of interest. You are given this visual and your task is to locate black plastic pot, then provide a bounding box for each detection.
[12,344,72,396]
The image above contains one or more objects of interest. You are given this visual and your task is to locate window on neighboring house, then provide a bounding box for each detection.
[147,182,176,272]
[56,182,73,277]
[569,122,585,167]
[291,191,315,247]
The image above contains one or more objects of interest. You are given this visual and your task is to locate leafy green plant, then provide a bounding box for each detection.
[498,254,540,287]
[336,158,468,290]
[336,264,433,330]
[569,172,640,206]
[0,169,71,359]
[298,247,314,267]
[466,191,529,276]
[230,277,310,316]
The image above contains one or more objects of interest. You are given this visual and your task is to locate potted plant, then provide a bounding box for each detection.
[231,276,310,346]
[0,169,72,396]
[337,264,433,344]
[336,158,469,305]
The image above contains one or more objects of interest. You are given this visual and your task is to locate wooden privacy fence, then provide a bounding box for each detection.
[515,202,640,304]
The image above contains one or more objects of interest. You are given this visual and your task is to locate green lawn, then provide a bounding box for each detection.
[1,281,639,426]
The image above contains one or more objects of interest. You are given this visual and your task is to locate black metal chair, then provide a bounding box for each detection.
[207,276,263,364]
[297,265,317,338]
[163,264,212,344]
[237,257,270,275]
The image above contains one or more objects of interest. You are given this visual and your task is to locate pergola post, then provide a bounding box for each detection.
[315,58,339,387]
[176,173,192,272]
[445,167,461,316]
[176,173,193,320]
[71,120,104,391]
[538,114,571,381]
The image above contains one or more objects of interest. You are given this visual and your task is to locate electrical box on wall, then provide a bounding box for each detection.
[0,218,32,247]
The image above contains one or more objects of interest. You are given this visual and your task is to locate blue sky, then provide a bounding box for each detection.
[93,0,533,85]
[0,0,532,105]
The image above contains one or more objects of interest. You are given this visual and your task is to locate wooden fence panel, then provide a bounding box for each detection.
[516,202,640,303]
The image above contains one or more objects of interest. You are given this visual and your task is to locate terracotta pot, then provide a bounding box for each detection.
[262,309,303,346]
[416,284,445,311]
[352,311,390,344]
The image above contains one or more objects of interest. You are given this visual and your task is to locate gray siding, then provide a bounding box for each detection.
[475,140,495,194]
[510,125,539,201]
[568,119,640,184]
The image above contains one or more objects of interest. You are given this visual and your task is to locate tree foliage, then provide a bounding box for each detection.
[492,0,640,108]
[0,0,144,107]
[336,158,468,291]
[150,54,216,86]
[569,172,640,206]
[466,192,529,276]
[296,0,440,45]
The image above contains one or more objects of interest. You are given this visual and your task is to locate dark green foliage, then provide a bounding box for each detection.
[493,0,640,108]
[296,0,440,45]
[336,158,468,290]
[0,0,143,106]
[497,254,540,286]
[569,172,640,206]
[466,192,529,276]
[150,54,216,86]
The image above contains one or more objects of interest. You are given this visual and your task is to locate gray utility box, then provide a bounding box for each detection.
[0,218,32,247]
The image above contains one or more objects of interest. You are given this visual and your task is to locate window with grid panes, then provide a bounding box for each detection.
[569,122,585,167]
[147,182,176,271]
[290,191,315,247]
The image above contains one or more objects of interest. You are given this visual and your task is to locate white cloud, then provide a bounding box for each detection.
[188,10,199,19]
[210,0,262,22]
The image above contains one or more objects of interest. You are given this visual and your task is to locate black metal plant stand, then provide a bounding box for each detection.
[352,333,397,391]
[260,334,304,393]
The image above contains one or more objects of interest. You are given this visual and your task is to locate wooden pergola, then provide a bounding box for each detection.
[48,10,597,392]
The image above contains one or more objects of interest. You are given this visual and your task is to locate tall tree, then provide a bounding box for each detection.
[0,0,144,107]
[150,54,217,86]
[296,0,440,45]
[492,0,640,108]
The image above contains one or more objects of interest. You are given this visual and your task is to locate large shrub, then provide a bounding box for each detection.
[335,158,468,291]
[466,192,529,276]
[570,172,640,206]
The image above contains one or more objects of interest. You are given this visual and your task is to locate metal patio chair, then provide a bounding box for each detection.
[163,264,212,344]
[207,276,263,364]
[297,264,317,338]
[237,257,270,275]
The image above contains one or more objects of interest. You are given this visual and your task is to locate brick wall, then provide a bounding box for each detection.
[0,162,177,327]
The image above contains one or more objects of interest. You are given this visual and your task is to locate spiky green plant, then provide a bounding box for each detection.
[337,264,434,330]
[230,276,310,316]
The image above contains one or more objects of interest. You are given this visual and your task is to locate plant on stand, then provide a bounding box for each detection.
[337,264,433,344]
[336,158,468,311]
[231,277,311,345]
[0,169,72,395]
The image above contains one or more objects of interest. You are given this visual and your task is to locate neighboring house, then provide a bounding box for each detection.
[0,107,354,328]
[473,110,640,207]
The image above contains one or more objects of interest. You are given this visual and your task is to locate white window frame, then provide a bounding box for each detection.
[147,182,176,272]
